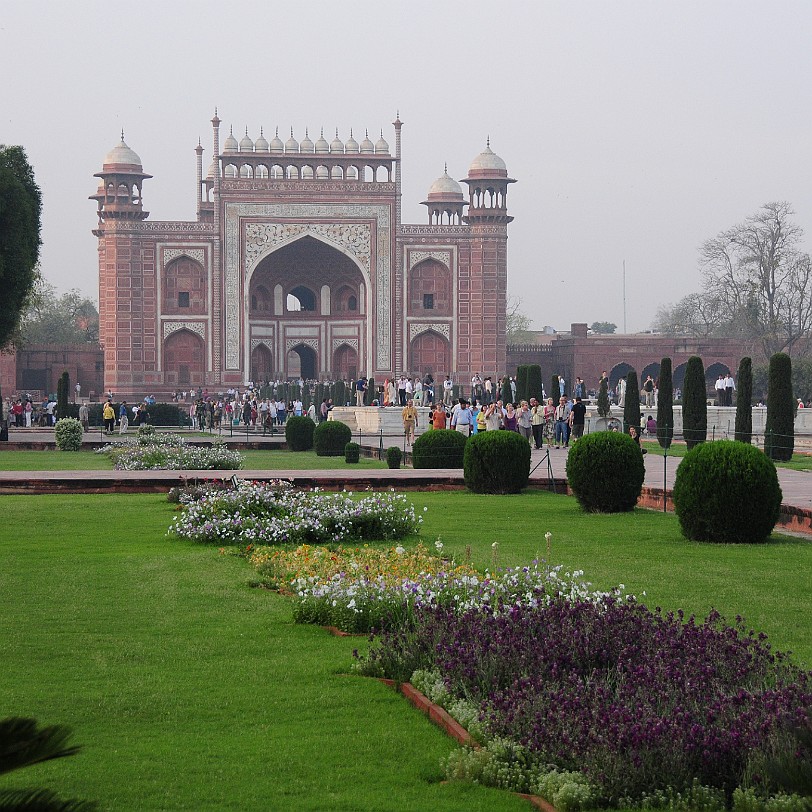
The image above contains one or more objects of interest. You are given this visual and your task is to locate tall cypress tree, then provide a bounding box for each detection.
[596,377,610,417]
[765,352,794,461]
[57,371,70,419]
[526,365,543,402]
[623,371,641,433]
[550,375,560,403]
[656,357,673,449]
[734,357,753,444]
[682,355,707,449]
[516,365,529,402]
[501,376,512,404]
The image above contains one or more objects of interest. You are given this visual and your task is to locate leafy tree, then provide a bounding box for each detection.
[656,357,673,449]
[0,145,42,349]
[734,357,753,444]
[623,371,640,433]
[652,292,728,338]
[682,356,707,449]
[506,295,534,344]
[19,281,99,347]
[589,321,617,334]
[526,365,543,402]
[765,353,794,461]
[596,377,610,418]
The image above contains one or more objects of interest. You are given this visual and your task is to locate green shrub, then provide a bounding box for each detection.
[285,416,316,451]
[54,417,83,451]
[313,419,352,457]
[735,357,753,443]
[673,440,781,543]
[344,442,360,464]
[463,431,531,494]
[412,429,467,469]
[765,353,794,462]
[566,431,645,512]
[682,355,707,449]
[386,446,402,469]
[526,365,543,402]
[657,357,674,449]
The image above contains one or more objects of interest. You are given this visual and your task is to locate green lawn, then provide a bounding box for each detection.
[1,490,810,810]
[641,438,812,469]
[0,449,388,471]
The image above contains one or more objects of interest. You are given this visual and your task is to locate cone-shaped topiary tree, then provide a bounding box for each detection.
[57,370,70,420]
[623,371,640,433]
[516,365,529,403]
[734,357,753,444]
[765,352,794,461]
[682,355,707,449]
[365,376,375,406]
[501,376,512,405]
[550,375,560,404]
[526,365,543,402]
[596,376,610,418]
[657,357,673,449]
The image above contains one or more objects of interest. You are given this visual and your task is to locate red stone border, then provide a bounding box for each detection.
[390,680,557,812]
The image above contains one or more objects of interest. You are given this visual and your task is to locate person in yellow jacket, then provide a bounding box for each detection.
[102,400,116,434]
[401,398,418,446]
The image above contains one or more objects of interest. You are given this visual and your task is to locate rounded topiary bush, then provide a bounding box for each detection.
[566,431,645,512]
[386,446,402,469]
[54,417,84,451]
[412,429,468,469]
[313,419,352,457]
[285,415,316,451]
[463,431,531,494]
[344,442,360,464]
[673,440,781,543]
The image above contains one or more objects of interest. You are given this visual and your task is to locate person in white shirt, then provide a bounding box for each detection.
[443,375,454,406]
[450,398,473,436]
[724,373,735,406]
[715,375,726,406]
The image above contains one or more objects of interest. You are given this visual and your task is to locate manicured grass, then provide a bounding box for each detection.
[641,439,812,469]
[1,491,809,810]
[0,494,523,811]
[0,449,388,471]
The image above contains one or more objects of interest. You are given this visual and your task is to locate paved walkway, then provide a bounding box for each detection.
[1,443,810,512]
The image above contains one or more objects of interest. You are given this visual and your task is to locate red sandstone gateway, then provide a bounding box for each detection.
[90,114,514,400]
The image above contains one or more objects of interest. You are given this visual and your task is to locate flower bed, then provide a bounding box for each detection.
[357,598,812,810]
[169,481,422,546]
[97,433,243,470]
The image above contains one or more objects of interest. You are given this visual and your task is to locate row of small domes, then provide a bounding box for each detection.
[223,127,389,156]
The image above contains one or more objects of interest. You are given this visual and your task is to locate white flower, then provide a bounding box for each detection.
[395,546,405,555]
[545,532,552,542]
[492,541,499,549]
[435,540,444,552]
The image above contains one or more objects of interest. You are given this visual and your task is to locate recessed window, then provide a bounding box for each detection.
[348,295,357,311]
[178,292,190,308]
[423,293,434,310]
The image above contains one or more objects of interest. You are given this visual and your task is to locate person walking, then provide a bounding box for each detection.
[554,396,570,448]
[530,397,545,449]
[450,398,473,437]
[102,400,116,434]
[568,396,586,441]
[118,401,129,434]
[402,398,418,446]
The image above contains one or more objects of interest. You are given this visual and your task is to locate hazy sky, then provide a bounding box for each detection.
[3,1,812,334]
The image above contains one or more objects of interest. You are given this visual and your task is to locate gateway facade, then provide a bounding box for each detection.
[92,113,514,398]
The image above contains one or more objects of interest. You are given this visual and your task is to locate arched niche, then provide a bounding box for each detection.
[251,343,273,383]
[163,329,205,386]
[409,329,450,378]
[332,343,358,381]
[408,258,451,317]
[287,343,317,380]
[163,255,206,315]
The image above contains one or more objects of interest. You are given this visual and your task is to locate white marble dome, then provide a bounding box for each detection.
[375,133,389,154]
[223,128,239,153]
[285,130,299,153]
[103,137,143,168]
[300,130,315,153]
[269,128,284,153]
[360,131,375,154]
[427,168,463,199]
[315,130,330,154]
[467,142,507,175]
[239,129,254,152]
[254,129,269,152]
[344,131,359,153]
[330,131,344,153]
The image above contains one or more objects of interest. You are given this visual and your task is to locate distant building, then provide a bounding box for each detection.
[91,114,514,398]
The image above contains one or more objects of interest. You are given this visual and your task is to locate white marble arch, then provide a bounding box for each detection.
[242,230,374,380]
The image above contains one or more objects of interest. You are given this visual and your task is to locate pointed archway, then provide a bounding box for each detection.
[287,343,317,380]
[409,330,450,377]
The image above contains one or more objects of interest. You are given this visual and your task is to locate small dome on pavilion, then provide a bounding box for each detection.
[270,128,284,153]
[375,132,389,154]
[315,129,330,154]
[300,129,315,153]
[330,130,344,153]
[239,129,254,152]
[206,158,219,179]
[103,136,143,168]
[223,128,238,153]
[427,166,463,200]
[285,129,299,153]
[254,128,269,152]
[344,130,359,153]
[467,140,508,176]
[360,130,375,154]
